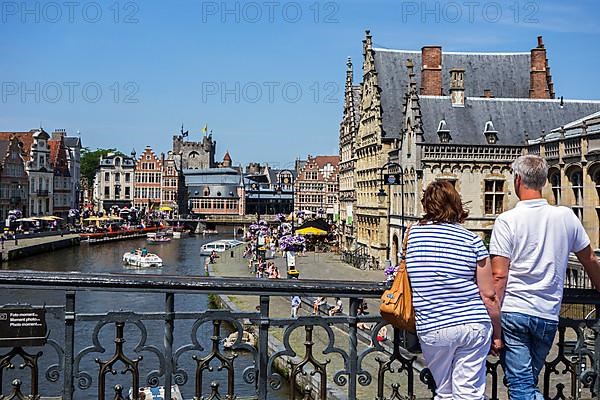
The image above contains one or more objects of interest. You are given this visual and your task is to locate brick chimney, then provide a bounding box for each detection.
[51,128,66,140]
[529,36,551,99]
[421,46,442,96]
[449,68,465,106]
[483,89,494,98]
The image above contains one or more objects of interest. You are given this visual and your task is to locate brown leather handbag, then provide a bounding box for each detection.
[379,225,416,333]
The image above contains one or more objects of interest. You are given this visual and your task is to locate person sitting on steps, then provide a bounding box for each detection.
[313,297,327,315]
[328,297,343,316]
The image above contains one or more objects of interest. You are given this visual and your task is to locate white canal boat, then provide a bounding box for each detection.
[146,232,171,244]
[122,251,163,268]
[130,385,183,400]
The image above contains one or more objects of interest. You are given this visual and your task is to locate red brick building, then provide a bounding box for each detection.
[134,146,162,212]
[295,155,339,221]
[161,151,179,216]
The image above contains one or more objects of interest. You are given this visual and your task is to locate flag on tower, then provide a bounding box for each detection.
[202,124,208,136]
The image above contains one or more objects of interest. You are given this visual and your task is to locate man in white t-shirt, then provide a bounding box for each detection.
[490,155,600,400]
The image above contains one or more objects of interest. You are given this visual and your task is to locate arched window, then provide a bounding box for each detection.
[549,171,561,205]
[570,169,583,220]
[592,169,600,248]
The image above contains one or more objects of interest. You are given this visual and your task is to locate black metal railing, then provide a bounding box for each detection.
[0,270,597,400]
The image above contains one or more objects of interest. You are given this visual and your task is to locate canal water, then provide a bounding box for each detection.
[1,235,291,399]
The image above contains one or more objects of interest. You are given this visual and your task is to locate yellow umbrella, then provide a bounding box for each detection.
[159,206,173,211]
[39,216,62,221]
[295,227,328,236]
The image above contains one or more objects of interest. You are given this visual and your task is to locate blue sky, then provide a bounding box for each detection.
[1,0,599,167]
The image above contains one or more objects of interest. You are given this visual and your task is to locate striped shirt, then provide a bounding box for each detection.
[405,223,490,334]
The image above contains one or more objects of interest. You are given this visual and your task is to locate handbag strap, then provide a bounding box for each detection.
[400,224,413,261]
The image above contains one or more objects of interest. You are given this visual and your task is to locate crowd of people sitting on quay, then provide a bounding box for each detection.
[245,255,282,279]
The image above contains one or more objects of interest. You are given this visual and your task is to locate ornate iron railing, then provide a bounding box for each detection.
[0,270,597,400]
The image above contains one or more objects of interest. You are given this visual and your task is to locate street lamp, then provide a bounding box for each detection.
[377,162,404,262]
[251,182,260,222]
[275,170,295,231]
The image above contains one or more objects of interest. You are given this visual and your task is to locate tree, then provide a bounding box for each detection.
[80,148,126,186]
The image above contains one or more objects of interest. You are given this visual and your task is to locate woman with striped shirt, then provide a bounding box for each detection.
[406,181,502,399]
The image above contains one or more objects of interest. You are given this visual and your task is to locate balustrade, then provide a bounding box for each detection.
[0,271,597,399]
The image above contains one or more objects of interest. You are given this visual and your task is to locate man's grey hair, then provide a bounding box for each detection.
[511,155,548,190]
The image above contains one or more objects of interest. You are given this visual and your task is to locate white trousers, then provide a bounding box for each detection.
[419,322,492,400]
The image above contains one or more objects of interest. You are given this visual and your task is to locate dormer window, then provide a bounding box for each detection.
[483,120,498,144]
[437,120,451,143]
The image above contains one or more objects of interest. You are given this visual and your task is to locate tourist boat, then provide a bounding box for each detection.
[223,330,258,350]
[202,229,219,235]
[122,252,163,268]
[80,226,159,242]
[147,232,171,244]
[200,240,230,255]
[130,385,183,400]
[172,227,189,239]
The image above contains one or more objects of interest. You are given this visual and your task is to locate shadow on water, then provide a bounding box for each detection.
[1,235,291,399]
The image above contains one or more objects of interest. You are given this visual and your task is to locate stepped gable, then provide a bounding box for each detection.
[0,130,35,160]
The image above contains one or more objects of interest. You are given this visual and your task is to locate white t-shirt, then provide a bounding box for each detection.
[489,199,590,321]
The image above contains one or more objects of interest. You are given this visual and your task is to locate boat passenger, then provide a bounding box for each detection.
[142,247,148,256]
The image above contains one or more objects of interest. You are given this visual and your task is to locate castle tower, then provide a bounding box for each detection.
[222,151,232,168]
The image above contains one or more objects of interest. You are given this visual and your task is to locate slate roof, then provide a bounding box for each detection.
[373,48,532,139]
[268,168,297,183]
[183,168,242,186]
[418,97,600,145]
[528,110,600,144]
[64,136,81,148]
[185,168,242,199]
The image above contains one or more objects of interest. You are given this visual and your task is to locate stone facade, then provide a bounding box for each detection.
[388,52,600,267]
[27,129,54,216]
[172,133,216,170]
[184,168,245,216]
[345,31,600,267]
[354,31,395,263]
[161,151,179,215]
[94,153,136,211]
[527,111,600,249]
[338,58,361,252]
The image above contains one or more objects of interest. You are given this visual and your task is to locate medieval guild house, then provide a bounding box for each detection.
[343,32,600,266]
